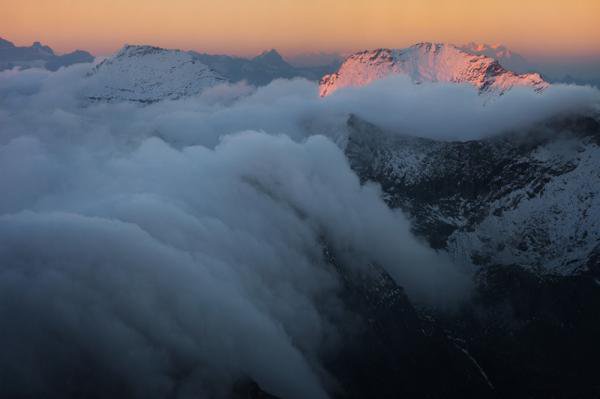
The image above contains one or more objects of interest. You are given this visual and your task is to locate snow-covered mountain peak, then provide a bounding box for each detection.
[86,44,226,103]
[319,42,548,96]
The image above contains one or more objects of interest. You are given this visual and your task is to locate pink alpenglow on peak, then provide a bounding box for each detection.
[319,43,548,97]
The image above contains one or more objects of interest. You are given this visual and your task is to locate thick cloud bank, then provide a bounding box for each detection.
[0,65,598,398]
[325,76,600,140]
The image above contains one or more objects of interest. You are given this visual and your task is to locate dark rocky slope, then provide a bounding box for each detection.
[340,114,600,398]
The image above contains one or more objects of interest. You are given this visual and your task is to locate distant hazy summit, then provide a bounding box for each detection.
[319,43,548,96]
[192,48,339,86]
[0,36,94,71]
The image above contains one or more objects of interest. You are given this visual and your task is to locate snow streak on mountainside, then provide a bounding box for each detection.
[320,43,548,97]
[86,45,226,103]
[345,115,600,276]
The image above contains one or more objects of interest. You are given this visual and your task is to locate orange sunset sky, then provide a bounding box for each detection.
[2,0,600,57]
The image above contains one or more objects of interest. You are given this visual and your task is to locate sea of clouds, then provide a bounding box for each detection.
[0,64,599,398]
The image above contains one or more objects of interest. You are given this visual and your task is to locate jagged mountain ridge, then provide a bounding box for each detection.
[345,114,600,276]
[192,48,301,86]
[193,48,338,85]
[86,45,227,103]
[0,36,94,71]
[319,43,548,96]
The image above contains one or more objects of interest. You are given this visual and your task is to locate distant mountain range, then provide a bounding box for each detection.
[83,42,550,104]
[0,37,94,71]
[3,34,593,107]
[2,35,598,89]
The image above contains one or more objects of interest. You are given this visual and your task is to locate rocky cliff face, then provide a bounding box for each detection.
[345,114,600,275]
[319,43,548,97]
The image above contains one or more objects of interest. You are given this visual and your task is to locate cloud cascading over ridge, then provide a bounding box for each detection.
[0,64,599,398]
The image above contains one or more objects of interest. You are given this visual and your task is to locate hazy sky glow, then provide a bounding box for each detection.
[2,0,600,57]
